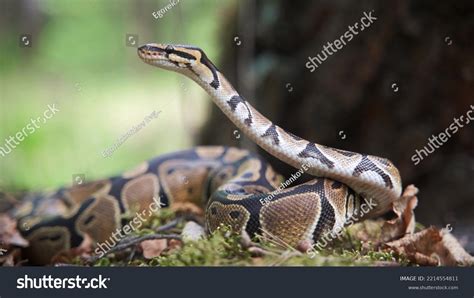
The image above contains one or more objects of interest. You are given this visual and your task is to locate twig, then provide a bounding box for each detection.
[156,217,181,232]
[88,234,182,263]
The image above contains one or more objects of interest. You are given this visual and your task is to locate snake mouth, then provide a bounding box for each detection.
[137,43,199,72]
[137,44,167,62]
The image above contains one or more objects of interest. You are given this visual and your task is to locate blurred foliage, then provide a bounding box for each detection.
[0,0,236,190]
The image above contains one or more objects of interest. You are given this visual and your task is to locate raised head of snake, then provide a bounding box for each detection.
[138,44,218,87]
[138,43,403,218]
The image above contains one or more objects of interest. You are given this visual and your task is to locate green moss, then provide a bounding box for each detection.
[87,210,413,267]
[155,226,251,266]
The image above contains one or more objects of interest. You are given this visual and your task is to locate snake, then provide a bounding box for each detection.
[6,43,402,265]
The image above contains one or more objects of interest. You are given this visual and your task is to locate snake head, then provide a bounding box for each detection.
[137,43,202,71]
[138,43,220,88]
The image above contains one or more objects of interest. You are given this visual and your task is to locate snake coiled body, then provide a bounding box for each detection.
[11,44,402,264]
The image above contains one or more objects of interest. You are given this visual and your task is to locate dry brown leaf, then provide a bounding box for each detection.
[1,248,23,266]
[385,226,474,266]
[436,231,474,266]
[0,214,29,248]
[381,184,418,242]
[1,253,16,266]
[140,239,168,259]
[168,239,182,251]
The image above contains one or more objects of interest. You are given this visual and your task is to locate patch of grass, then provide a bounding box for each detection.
[86,209,412,267]
[153,226,252,266]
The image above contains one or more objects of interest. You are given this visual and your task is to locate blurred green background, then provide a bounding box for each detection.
[0,0,234,189]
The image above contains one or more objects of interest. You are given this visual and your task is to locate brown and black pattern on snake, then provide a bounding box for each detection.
[298,143,335,169]
[178,45,221,89]
[227,95,253,126]
[206,175,361,247]
[10,136,383,264]
[352,155,393,189]
[13,147,291,264]
[261,124,280,146]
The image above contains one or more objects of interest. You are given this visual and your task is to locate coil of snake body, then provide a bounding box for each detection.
[11,43,402,264]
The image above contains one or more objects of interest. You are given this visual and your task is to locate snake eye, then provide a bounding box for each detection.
[165,45,174,52]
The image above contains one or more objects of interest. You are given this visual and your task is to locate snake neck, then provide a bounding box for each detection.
[184,59,402,216]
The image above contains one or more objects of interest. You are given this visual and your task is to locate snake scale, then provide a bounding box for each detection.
[9,44,402,265]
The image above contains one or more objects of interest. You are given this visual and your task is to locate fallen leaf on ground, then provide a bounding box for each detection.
[140,239,168,259]
[0,248,22,266]
[381,185,418,242]
[385,226,474,266]
[0,214,29,248]
[168,239,182,251]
